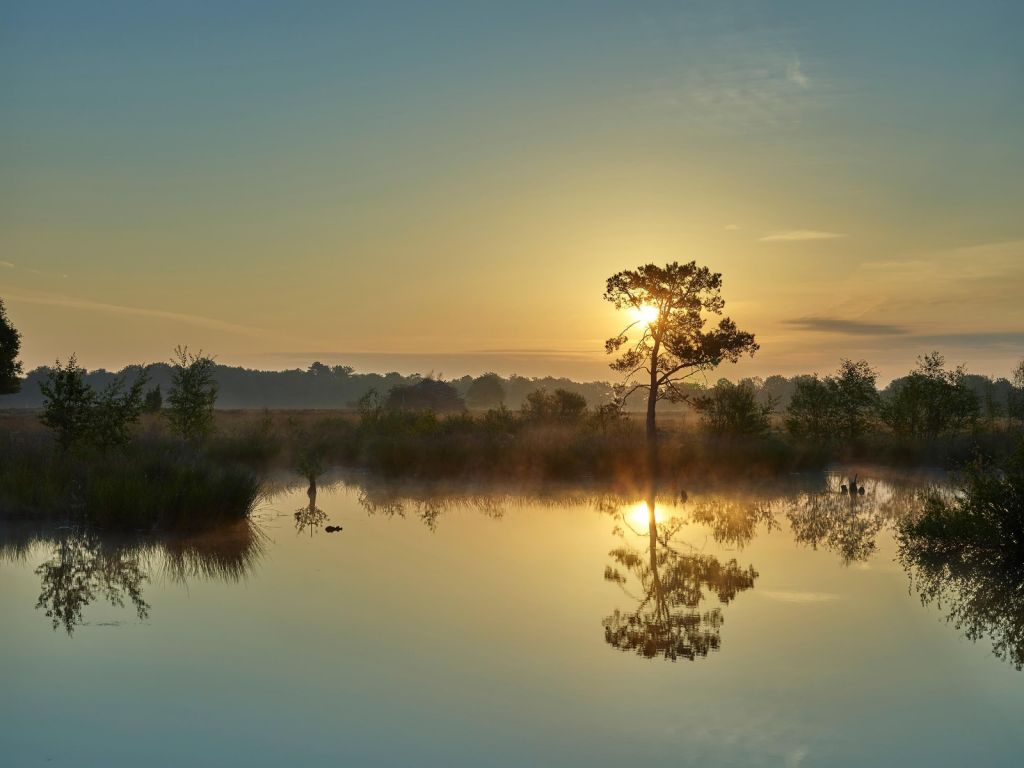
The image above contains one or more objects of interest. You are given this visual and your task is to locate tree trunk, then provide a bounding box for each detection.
[646,343,660,477]
[646,342,660,444]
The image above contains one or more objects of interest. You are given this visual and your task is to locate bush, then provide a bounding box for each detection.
[695,380,772,437]
[522,388,587,423]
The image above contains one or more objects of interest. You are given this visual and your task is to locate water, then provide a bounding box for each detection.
[2,471,1022,767]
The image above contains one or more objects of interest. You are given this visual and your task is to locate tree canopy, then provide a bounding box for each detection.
[604,261,757,442]
[0,298,23,395]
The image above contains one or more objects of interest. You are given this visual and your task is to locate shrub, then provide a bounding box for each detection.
[695,380,772,437]
[522,388,587,423]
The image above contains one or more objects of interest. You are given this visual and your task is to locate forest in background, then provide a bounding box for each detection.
[2,358,1021,421]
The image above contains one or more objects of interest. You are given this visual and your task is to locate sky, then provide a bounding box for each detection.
[2,1,1023,384]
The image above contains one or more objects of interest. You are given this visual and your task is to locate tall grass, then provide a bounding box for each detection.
[0,437,261,532]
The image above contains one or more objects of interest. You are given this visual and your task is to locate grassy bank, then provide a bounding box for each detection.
[0,437,261,532]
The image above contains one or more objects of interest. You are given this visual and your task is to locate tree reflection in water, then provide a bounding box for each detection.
[0,521,264,635]
[295,477,328,535]
[898,456,1024,669]
[785,476,924,565]
[603,487,759,661]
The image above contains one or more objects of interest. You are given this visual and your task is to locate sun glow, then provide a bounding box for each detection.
[623,502,665,530]
[632,304,658,325]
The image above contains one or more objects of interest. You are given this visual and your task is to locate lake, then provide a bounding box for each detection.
[2,470,1021,767]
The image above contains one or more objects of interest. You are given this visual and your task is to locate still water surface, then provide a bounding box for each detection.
[1,471,1021,767]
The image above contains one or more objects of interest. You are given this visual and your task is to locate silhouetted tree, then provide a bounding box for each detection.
[881,352,978,438]
[39,357,93,450]
[89,373,147,451]
[786,359,878,440]
[604,262,758,447]
[786,375,838,440]
[833,359,880,438]
[0,298,22,395]
[465,372,506,409]
[167,346,218,441]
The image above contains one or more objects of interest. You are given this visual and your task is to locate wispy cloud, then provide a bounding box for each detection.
[786,55,809,89]
[786,316,908,336]
[0,261,14,269]
[5,289,319,347]
[760,230,846,242]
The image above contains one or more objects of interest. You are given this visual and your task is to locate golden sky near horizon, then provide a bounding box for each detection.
[2,3,1023,383]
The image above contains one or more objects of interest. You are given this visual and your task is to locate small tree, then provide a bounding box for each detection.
[0,298,23,395]
[167,346,218,441]
[832,359,879,439]
[695,379,773,437]
[604,262,758,446]
[39,357,146,451]
[39,357,94,450]
[90,375,147,451]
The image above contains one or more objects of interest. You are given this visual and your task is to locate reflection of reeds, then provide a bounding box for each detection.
[159,521,267,584]
[0,520,267,633]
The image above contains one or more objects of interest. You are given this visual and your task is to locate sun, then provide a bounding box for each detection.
[623,502,665,530]
[632,304,659,325]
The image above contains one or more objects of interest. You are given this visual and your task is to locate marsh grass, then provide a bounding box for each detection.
[0,436,261,532]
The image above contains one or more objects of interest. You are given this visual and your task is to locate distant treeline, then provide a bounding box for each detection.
[1,361,615,410]
[2,355,1022,421]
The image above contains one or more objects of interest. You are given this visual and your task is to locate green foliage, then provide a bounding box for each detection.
[167,346,218,441]
[521,388,588,423]
[696,379,773,437]
[466,372,506,409]
[39,356,146,451]
[881,352,979,438]
[0,297,22,395]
